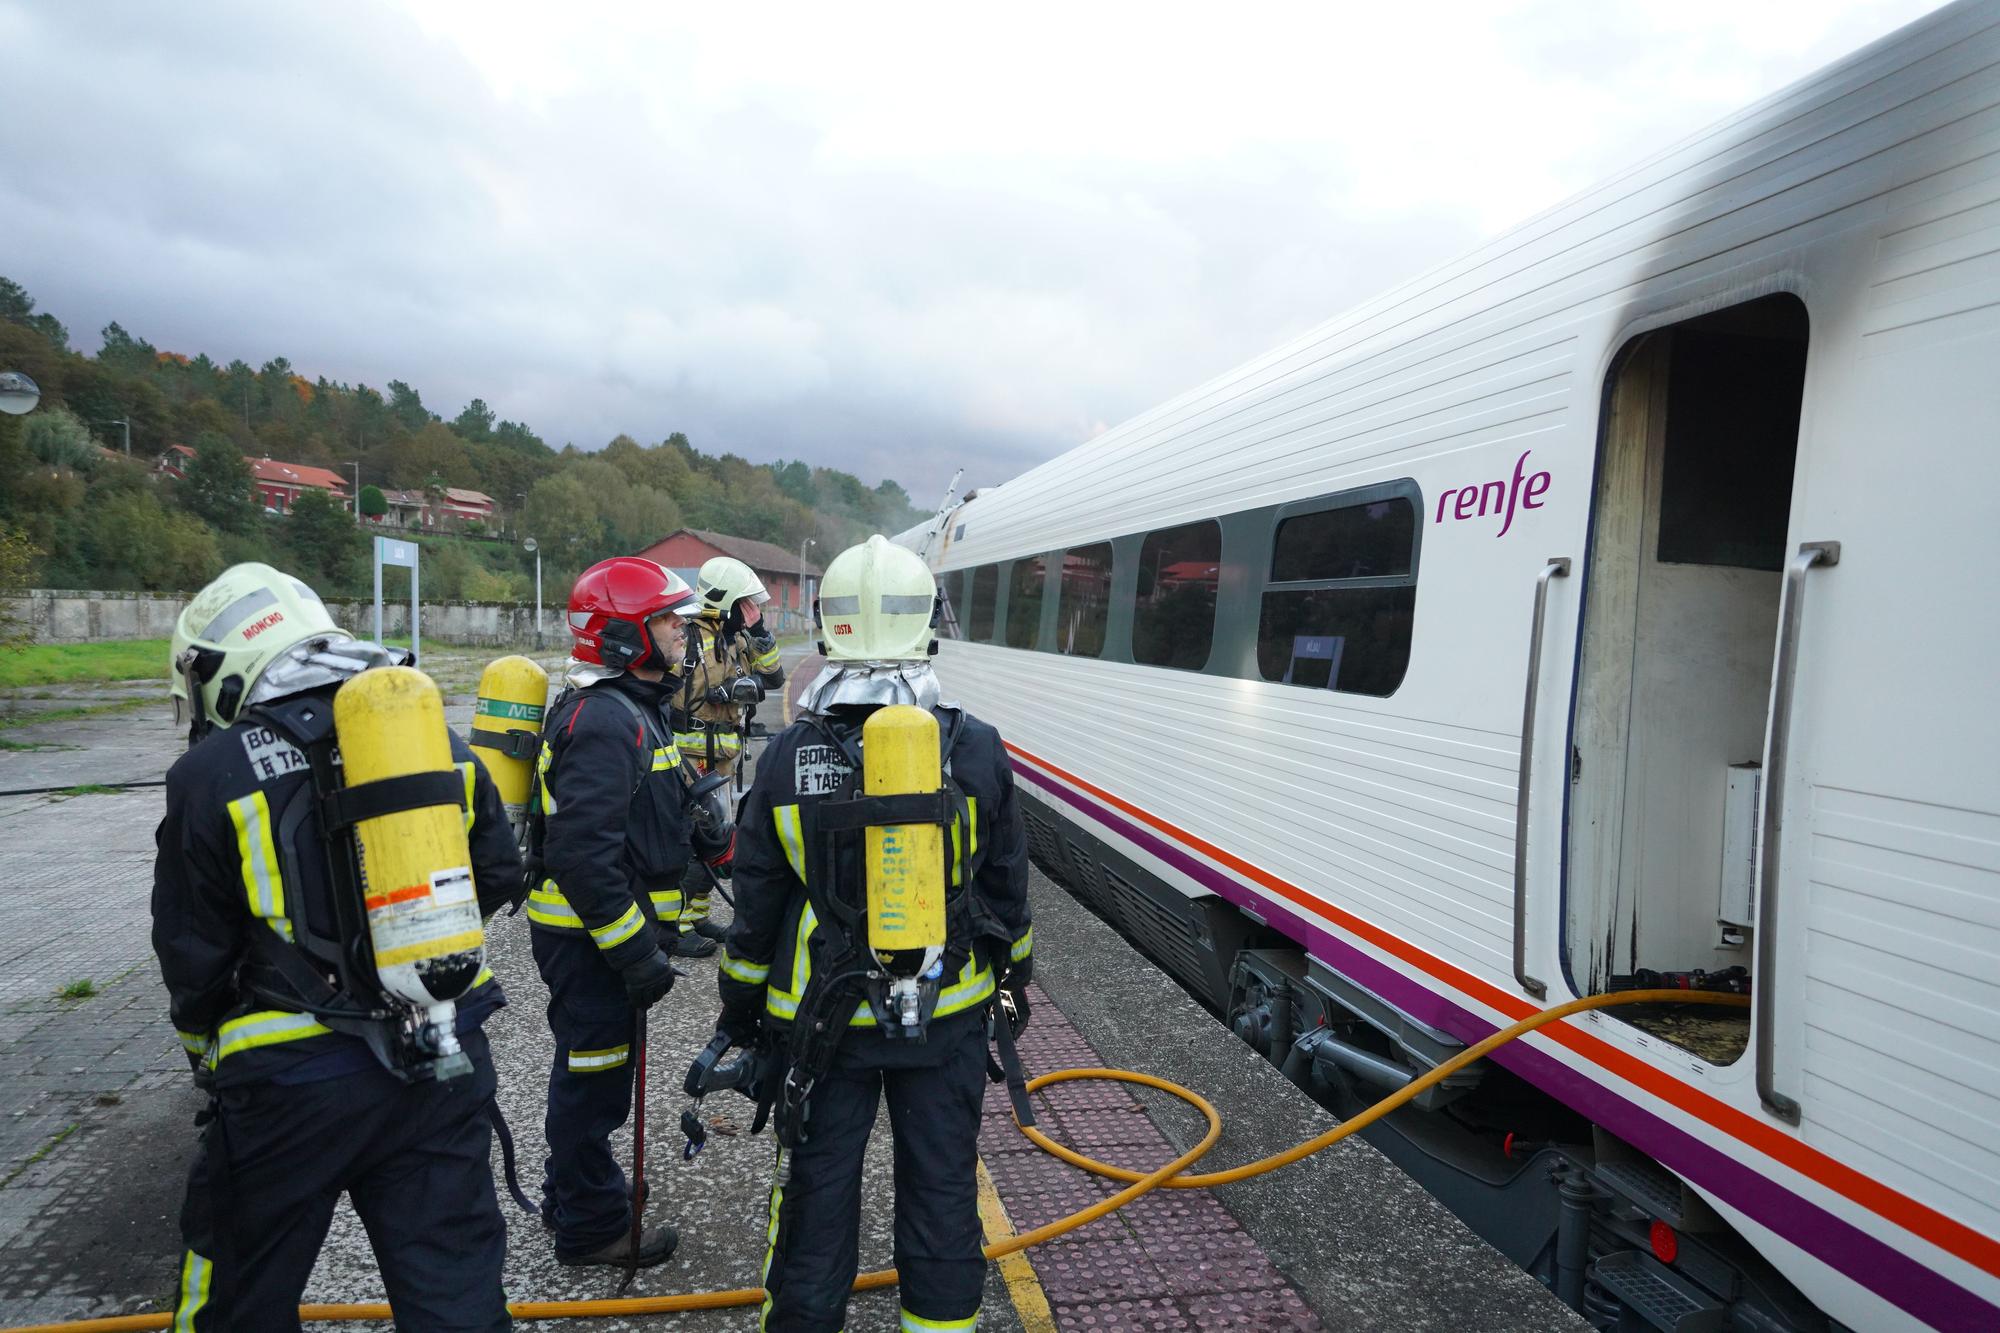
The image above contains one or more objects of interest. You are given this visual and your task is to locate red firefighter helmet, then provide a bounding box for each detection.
[567,557,703,670]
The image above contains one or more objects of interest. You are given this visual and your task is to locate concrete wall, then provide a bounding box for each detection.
[1,590,555,648]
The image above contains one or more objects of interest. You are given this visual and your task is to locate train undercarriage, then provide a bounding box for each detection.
[1018,791,1839,1333]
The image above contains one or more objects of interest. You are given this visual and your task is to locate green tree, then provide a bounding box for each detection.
[284,489,364,590]
[69,490,219,592]
[0,276,68,350]
[358,484,387,520]
[98,321,156,374]
[387,380,430,432]
[390,422,476,489]
[453,398,495,442]
[23,407,98,471]
[523,473,603,558]
[178,432,259,532]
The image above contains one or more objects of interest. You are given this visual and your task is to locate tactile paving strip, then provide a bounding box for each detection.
[983,984,1326,1330]
[1052,1296,1196,1330]
[1185,1287,1323,1329]
[1034,1236,1171,1303]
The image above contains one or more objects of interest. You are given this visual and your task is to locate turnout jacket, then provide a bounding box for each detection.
[718,704,1033,1037]
[675,619,784,777]
[151,687,521,1088]
[525,673,695,966]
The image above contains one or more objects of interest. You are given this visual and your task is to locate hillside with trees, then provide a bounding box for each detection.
[0,276,924,602]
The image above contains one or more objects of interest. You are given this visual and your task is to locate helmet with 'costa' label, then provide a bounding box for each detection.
[814,536,939,663]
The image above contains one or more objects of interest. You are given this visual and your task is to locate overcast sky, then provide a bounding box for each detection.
[0,0,1947,504]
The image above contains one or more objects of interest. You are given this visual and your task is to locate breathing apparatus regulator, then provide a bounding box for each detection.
[170,564,491,1082]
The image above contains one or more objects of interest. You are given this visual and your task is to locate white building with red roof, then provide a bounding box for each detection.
[249,457,349,514]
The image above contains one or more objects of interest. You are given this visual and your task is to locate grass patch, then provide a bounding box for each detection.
[53,784,121,798]
[0,1123,79,1189]
[0,639,170,688]
[0,697,154,731]
[0,737,66,752]
[55,978,97,1000]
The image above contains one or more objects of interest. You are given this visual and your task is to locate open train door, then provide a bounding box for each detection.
[1564,294,1810,1072]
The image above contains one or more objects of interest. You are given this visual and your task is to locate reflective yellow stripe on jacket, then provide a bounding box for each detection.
[456,760,477,833]
[210,1009,330,1065]
[529,880,682,935]
[227,792,293,942]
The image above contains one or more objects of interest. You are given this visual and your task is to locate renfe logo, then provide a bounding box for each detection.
[1435,449,1551,537]
[241,610,285,640]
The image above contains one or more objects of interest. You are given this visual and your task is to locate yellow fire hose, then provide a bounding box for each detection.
[4,990,1747,1332]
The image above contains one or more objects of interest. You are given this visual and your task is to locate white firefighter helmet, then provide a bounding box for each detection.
[170,563,348,733]
[816,536,938,663]
[694,555,769,618]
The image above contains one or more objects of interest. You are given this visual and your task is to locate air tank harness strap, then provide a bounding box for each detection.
[483,1098,540,1217]
[986,978,1036,1128]
[772,969,865,1150]
[320,771,466,831]
[467,727,538,760]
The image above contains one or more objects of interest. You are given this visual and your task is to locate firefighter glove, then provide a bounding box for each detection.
[619,947,680,1010]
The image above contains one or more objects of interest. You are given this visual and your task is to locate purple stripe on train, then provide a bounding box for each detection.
[1013,759,1993,1331]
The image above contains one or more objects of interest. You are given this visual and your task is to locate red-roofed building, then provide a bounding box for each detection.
[153,444,196,480]
[634,528,823,634]
[249,457,349,515]
[440,487,495,526]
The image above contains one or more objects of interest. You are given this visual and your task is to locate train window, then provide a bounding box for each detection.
[968,564,998,642]
[1271,499,1413,580]
[936,569,967,640]
[1005,555,1047,649]
[1133,521,1220,671]
[1256,494,1417,696]
[1054,542,1113,657]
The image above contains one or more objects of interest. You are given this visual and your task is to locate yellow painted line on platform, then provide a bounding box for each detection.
[976,1156,1056,1333]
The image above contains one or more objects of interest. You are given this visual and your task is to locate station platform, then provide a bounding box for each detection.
[0,647,1577,1330]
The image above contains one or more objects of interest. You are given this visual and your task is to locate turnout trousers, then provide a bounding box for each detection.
[172,1032,509,1333]
[532,927,647,1258]
[760,1012,988,1333]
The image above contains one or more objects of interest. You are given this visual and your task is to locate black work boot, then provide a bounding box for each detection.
[692,917,729,942]
[557,1225,680,1268]
[672,930,719,959]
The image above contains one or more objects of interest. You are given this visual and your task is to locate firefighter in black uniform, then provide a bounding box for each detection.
[154,563,523,1332]
[526,556,731,1267]
[671,554,788,957]
[714,536,1033,1333]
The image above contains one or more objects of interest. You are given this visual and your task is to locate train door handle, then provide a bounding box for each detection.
[1756,540,1839,1125]
[1514,557,1571,1000]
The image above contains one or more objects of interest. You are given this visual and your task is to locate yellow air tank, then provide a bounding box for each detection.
[862,703,948,977]
[469,654,549,838]
[334,667,486,1040]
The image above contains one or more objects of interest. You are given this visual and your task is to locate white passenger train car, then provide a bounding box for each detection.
[896,4,2000,1328]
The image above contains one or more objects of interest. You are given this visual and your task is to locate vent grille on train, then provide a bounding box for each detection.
[1023,809,1069,884]
[1061,836,1107,913]
[1101,867,1206,990]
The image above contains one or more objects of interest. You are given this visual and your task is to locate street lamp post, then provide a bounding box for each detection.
[350,461,362,526]
[93,416,131,455]
[797,536,816,632]
[523,536,543,650]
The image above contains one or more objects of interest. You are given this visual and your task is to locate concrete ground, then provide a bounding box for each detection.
[0,643,1575,1331]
